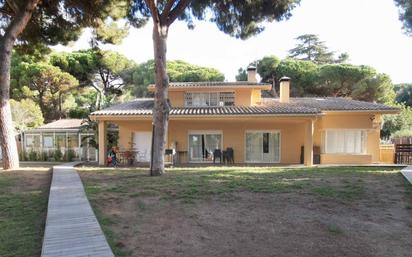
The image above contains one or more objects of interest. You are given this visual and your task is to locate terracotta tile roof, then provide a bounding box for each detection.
[35,119,86,130]
[90,97,398,117]
[148,81,271,89]
[288,97,399,112]
[90,98,320,116]
[91,99,154,116]
[170,105,319,115]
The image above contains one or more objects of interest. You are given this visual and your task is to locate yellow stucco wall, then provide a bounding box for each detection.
[167,88,262,107]
[169,118,307,164]
[379,144,395,164]
[251,89,262,106]
[112,117,308,164]
[116,120,153,150]
[320,154,372,164]
[103,112,382,165]
[169,91,184,107]
[234,89,252,106]
[314,113,381,164]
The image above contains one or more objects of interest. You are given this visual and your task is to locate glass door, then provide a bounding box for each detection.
[246,131,280,163]
[189,134,203,162]
[189,132,222,162]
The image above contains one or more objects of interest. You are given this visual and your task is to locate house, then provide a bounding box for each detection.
[90,66,398,166]
[20,119,97,162]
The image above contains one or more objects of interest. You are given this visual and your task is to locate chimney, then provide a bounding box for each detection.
[279,76,291,103]
[247,65,257,83]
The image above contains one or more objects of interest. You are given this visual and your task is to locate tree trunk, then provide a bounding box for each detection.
[0,47,19,169]
[37,91,47,121]
[0,0,40,170]
[150,22,170,176]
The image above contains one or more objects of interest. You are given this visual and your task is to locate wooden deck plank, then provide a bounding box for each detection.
[401,166,412,185]
[41,162,114,257]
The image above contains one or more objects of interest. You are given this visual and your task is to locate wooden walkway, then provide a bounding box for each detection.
[41,162,114,257]
[401,166,412,185]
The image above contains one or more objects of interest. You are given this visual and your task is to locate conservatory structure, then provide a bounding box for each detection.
[20,119,97,162]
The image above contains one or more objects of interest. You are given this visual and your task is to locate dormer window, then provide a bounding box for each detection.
[185,92,235,107]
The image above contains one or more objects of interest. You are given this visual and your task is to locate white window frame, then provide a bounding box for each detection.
[185,92,235,107]
[24,133,41,149]
[187,130,223,163]
[322,129,368,155]
[244,130,281,163]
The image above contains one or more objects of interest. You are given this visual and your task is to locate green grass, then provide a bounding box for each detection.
[0,171,50,257]
[81,166,400,202]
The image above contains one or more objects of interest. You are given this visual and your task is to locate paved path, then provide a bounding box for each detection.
[401,166,412,185]
[41,162,114,257]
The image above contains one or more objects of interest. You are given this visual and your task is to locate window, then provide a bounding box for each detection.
[263,133,269,153]
[219,92,235,106]
[323,130,367,154]
[43,134,54,148]
[25,134,40,148]
[246,131,280,163]
[55,133,66,149]
[67,134,79,148]
[185,92,235,107]
[188,132,222,162]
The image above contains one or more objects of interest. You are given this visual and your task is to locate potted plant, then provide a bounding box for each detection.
[123,150,134,166]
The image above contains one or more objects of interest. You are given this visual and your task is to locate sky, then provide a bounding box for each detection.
[53,0,412,84]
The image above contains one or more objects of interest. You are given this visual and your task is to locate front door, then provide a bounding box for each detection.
[133,132,152,162]
[246,131,280,163]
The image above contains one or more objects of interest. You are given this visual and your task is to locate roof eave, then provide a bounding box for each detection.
[24,128,85,133]
[89,112,322,120]
[322,109,400,114]
[147,84,272,92]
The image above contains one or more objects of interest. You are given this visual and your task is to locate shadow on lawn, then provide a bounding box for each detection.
[80,166,403,202]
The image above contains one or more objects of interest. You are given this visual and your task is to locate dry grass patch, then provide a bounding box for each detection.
[79,166,412,257]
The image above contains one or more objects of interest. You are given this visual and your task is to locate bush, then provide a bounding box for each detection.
[28,150,39,161]
[382,104,412,138]
[41,151,49,161]
[53,149,63,162]
[65,149,76,162]
[391,129,412,138]
[19,150,28,161]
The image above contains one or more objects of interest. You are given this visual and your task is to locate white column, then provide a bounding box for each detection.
[304,119,314,167]
[98,121,107,166]
[78,134,82,161]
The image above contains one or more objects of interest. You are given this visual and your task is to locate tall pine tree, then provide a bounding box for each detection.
[127,0,301,175]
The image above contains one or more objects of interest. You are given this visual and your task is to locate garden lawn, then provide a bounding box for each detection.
[79,166,412,257]
[0,164,52,257]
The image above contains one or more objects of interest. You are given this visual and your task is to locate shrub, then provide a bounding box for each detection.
[391,129,412,138]
[41,151,49,161]
[382,104,412,138]
[28,150,39,161]
[65,149,76,162]
[53,149,63,162]
[19,150,28,161]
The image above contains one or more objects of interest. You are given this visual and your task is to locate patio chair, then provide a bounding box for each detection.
[213,149,222,163]
[225,147,234,164]
[222,147,235,164]
[165,149,174,164]
[138,150,147,162]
